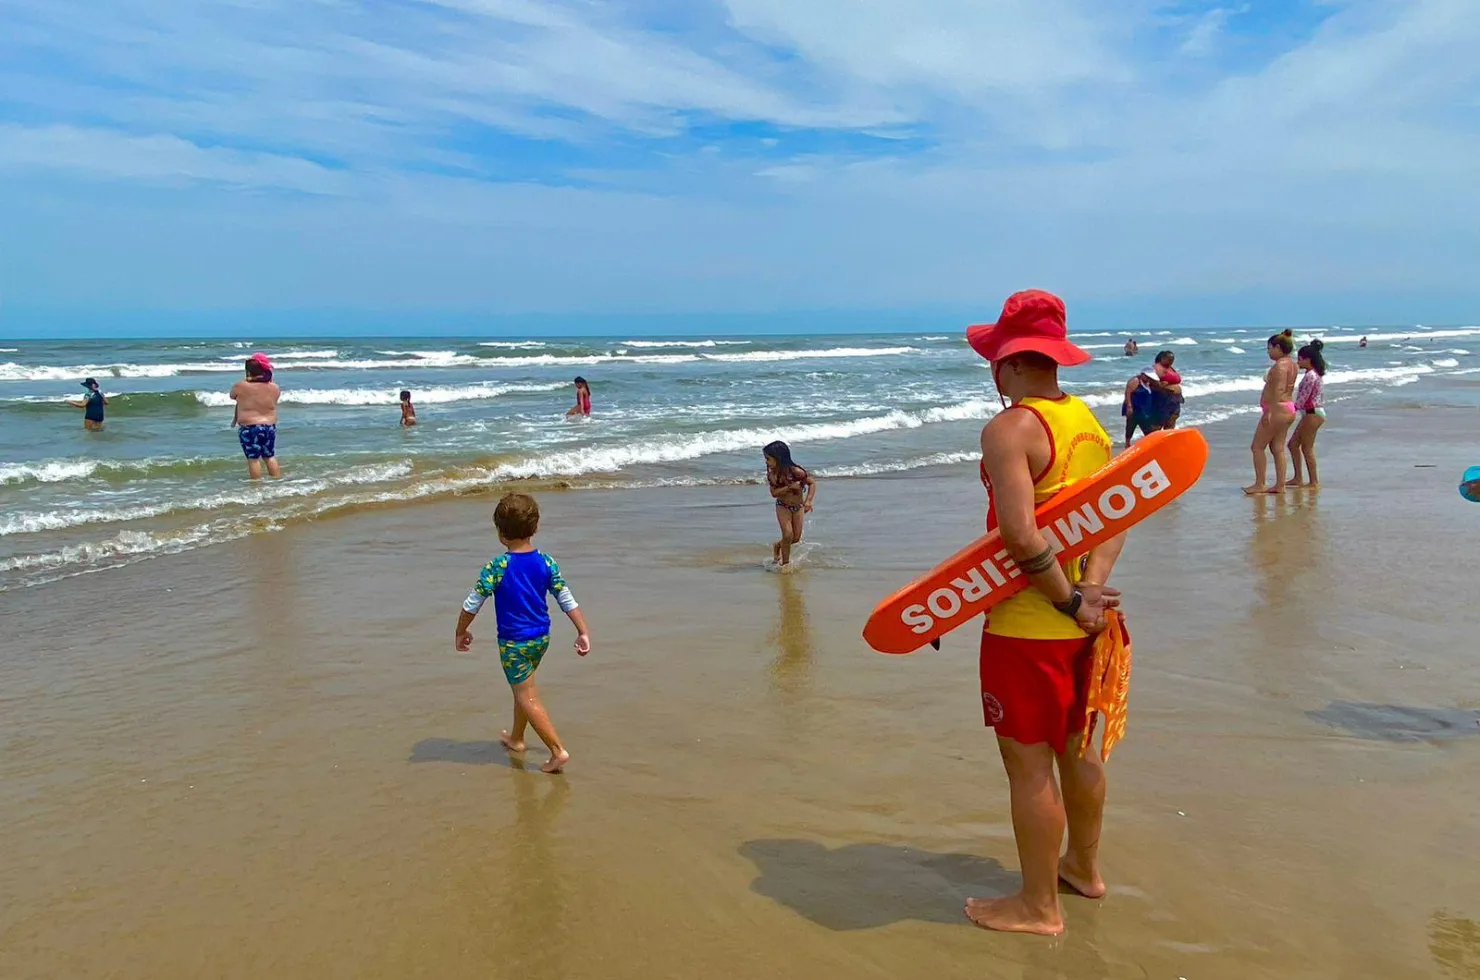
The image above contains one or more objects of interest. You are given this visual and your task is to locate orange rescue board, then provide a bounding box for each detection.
[863,427,1209,655]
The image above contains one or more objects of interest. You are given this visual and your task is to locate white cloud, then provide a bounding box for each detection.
[0,124,350,194]
[0,0,1477,318]
[1179,6,1245,57]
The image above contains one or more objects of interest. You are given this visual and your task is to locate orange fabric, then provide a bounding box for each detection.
[1081,610,1132,762]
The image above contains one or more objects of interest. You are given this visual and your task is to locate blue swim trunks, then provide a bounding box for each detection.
[498,635,550,686]
[238,423,277,459]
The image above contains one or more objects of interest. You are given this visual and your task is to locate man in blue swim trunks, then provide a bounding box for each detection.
[229,353,282,479]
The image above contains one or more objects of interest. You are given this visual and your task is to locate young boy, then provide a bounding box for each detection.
[399,390,417,427]
[454,492,591,773]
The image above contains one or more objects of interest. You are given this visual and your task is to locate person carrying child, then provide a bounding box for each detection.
[455,492,591,774]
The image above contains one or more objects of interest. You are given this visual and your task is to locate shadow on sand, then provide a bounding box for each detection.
[737,838,1017,930]
[1308,701,1480,742]
[409,737,519,766]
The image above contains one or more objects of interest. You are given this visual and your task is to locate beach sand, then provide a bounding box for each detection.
[4,389,1480,979]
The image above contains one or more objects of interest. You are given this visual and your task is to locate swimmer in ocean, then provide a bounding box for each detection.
[763,440,817,568]
[67,377,108,431]
[565,376,591,418]
[400,390,417,427]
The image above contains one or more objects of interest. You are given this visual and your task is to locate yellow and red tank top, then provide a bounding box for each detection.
[981,394,1113,639]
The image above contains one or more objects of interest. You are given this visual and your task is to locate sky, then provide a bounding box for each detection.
[1,0,1478,337]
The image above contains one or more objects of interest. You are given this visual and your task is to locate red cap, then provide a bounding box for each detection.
[246,352,274,371]
[966,290,1091,367]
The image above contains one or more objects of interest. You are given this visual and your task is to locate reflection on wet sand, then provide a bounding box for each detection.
[1430,910,1480,979]
[767,573,814,700]
[1309,701,1480,742]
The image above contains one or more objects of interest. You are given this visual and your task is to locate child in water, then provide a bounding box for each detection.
[763,440,818,568]
[399,390,417,427]
[565,376,591,418]
[455,492,591,774]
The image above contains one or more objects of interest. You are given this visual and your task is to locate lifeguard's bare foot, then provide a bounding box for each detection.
[965,895,1064,936]
[541,750,570,774]
[499,731,526,753]
[1241,484,1273,496]
[1058,855,1106,899]
[1287,480,1306,488]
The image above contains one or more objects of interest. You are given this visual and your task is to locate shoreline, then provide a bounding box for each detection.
[4,389,1480,979]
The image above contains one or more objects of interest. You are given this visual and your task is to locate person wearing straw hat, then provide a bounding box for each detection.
[229,353,282,479]
[963,290,1129,936]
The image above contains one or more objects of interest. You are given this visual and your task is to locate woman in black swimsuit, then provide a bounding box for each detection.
[763,440,818,568]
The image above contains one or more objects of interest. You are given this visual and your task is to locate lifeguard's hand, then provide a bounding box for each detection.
[1074,585,1121,633]
[574,633,592,657]
[455,630,473,653]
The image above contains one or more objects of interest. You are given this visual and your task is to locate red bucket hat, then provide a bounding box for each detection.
[966,290,1091,367]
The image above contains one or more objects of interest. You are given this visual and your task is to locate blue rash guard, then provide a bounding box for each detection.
[462,550,578,641]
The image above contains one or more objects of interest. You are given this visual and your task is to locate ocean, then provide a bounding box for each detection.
[2,325,1475,590]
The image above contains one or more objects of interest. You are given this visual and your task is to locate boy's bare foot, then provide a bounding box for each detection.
[1306,482,1320,488]
[964,895,1064,936]
[498,731,525,753]
[1241,484,1274,495]
[1287,480,1306,488]
[541,750,570,774]
[1058,855,1106,899]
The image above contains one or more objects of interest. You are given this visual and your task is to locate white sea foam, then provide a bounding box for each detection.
[1321,327,1480,344]
[818,451,980,478]
[619,339,750,348]
[1432,358,1460,368]
[0,459,104,485]
[1227,346,1247,354]
[701,346,918,363]
[0,345,922,382]
[0,461,414,536]
[475,341,549,349]
[0,456,218,485]
[191,381,566,408]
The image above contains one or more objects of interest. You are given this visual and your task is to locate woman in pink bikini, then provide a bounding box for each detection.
[1243,330,1298,495]
[565,377,591,419]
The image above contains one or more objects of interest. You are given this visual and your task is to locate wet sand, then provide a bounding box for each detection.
[4,388,1480,979]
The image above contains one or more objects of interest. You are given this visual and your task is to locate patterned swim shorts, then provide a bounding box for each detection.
[498,635,550,686]
[238,423,277,460]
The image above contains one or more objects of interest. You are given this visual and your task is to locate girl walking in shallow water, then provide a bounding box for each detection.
[1244,330,1298,495]
[763,440,817,568]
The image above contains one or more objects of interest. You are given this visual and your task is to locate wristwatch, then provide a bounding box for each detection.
[1054,589,1084,619]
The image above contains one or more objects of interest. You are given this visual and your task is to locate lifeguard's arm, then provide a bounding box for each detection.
[67,399,85,408]
[1081,533,1129,588]
[980,412,1075,606]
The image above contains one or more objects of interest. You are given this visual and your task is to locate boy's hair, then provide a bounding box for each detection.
[399,390,412,401]
[494,492,540,539]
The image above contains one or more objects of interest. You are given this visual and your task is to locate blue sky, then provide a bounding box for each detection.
[1,0,1477,337]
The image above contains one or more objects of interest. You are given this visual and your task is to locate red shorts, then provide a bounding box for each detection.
[979,630,1094,754]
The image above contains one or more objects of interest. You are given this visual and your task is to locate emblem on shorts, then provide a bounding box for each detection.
[982,692,1005,724]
